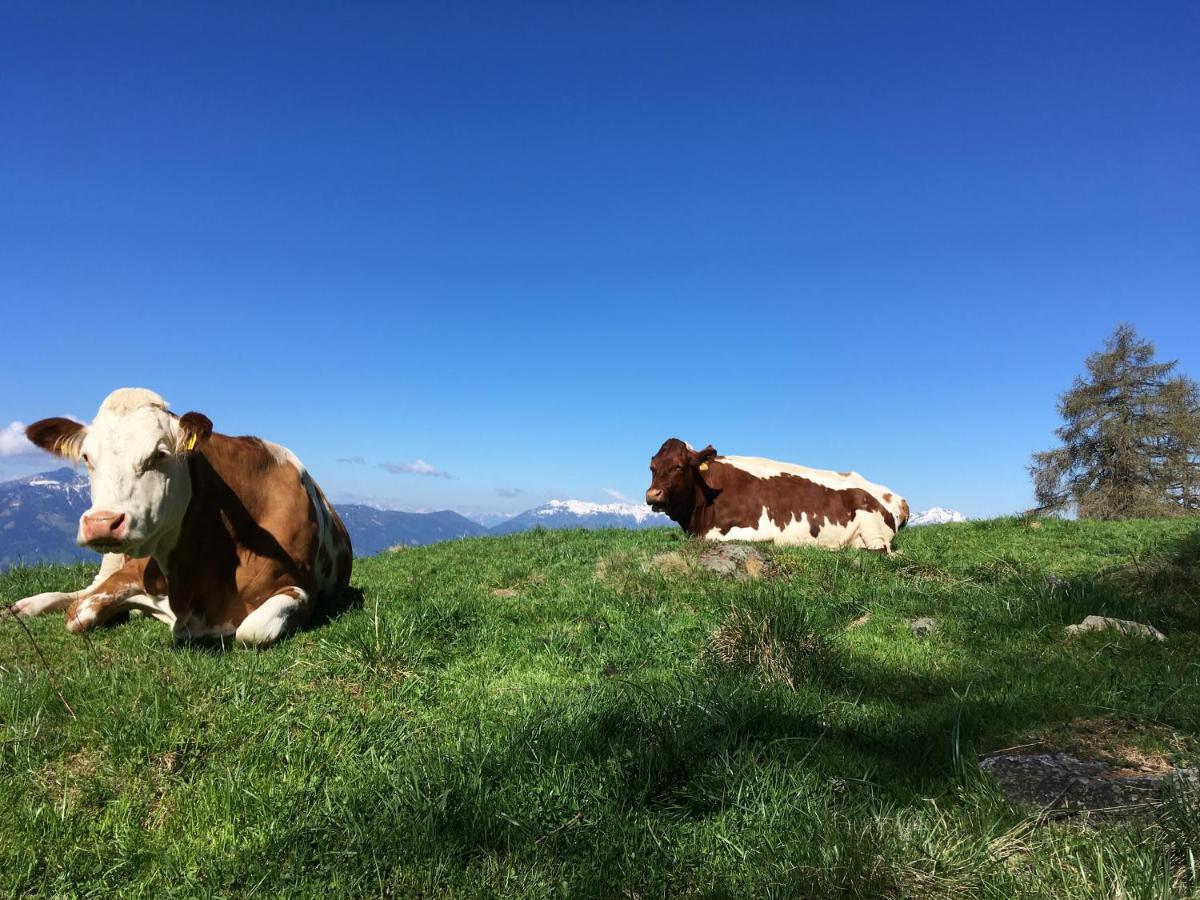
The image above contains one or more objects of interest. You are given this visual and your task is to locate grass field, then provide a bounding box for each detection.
[2,518,1199,898]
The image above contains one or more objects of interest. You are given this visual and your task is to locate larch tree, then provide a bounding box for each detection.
[1029,324,1200,519]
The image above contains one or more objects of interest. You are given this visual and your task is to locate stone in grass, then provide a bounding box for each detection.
[697,544,770,578]
[909,617,938,638]
[980,751,1197,820]
[1065,616,1165,641]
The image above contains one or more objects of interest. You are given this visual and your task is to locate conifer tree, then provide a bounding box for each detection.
[1030,324,1200,518]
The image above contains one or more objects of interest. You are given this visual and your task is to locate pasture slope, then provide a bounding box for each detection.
[1,519,1199,898]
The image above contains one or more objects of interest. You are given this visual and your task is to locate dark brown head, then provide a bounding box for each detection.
[645,438,718,520]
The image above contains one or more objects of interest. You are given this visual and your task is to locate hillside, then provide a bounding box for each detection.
[336,504,488,554]
[1,519,1199,896]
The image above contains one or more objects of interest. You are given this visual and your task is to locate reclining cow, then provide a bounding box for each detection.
[645,438,908,552]
[10,388,351,646]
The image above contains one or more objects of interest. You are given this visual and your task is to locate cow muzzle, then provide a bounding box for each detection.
[645,488,666,510]
[80,510,129,547]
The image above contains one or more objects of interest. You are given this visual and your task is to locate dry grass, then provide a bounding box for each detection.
[705,605,831,690]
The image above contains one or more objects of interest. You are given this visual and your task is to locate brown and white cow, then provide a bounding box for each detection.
[10,388,351,645]
[646,438,908,552]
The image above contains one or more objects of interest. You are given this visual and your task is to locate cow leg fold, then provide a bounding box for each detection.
[10,553,130,619]
[11,590,77,618]
[66,590,174,633]
[235,587,311,647]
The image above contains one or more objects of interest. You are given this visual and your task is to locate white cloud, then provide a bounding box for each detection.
[0,421,37,458]
[380,459,452,479]
[603,487,633,504]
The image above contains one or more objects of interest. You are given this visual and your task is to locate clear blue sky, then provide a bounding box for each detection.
[2,2,1197,520]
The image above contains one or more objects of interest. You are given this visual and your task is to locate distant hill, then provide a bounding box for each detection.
[489,499,670,535]
[337,505,489,555]
[0,468,95,568]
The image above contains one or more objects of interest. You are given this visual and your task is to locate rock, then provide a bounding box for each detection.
[1065,616,1165,641]
[980,751,1197,819]
[698,544,770,578]
[909,617,938,638]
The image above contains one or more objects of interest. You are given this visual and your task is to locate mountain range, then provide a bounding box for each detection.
[0,470,671,568]
[0,468,962,567]
[0,469,96,567]
[489,499,669,535]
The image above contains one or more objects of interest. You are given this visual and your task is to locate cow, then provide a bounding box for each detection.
[10,387,351,646]
[645,438,908,552]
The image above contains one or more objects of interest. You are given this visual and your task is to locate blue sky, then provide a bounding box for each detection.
[2,2,1197,521]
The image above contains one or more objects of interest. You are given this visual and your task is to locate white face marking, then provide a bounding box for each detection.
[76,391,192,558]
[721,456,906,525]
[705,506,895,550]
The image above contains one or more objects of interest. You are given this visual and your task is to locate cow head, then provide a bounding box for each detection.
[646,438,718,518]
[26,388,213,558]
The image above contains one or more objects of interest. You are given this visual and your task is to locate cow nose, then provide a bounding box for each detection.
[646,488,664,504]
[81,510,128,544]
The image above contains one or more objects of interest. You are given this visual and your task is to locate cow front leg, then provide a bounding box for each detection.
[11,553,128,618]
[66,590,174,633]
[234,587,312,647]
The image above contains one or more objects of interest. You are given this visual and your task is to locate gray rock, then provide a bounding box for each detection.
[980,751,1197,819]
[698,544,770,578]
[909,617,938,638]
[1065,616,1166,641]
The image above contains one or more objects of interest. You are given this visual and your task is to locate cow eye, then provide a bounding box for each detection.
[141,448,169,471]
[81,452,92,467]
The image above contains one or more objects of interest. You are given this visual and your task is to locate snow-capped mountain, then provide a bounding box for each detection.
[0,467,95,567]
[909,506,967,526]
[489,499,670,535]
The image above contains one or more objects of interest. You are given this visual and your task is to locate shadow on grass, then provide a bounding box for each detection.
[312,584,365,627]
[1046,524,1200,633]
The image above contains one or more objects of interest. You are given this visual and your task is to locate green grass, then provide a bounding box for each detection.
[2,518,1199,897]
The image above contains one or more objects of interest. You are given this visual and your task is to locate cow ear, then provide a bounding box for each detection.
[177,412,213,452]
[692,444,718,470]
[26,418,86,461]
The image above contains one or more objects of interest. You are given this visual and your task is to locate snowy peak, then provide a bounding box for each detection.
[535,499,665,525]
[16,467,89,491]
[909,506,967,526]
[490,498,670,534]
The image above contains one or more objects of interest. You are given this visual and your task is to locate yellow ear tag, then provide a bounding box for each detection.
[185,435,197,451]
[698,463,709,472]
